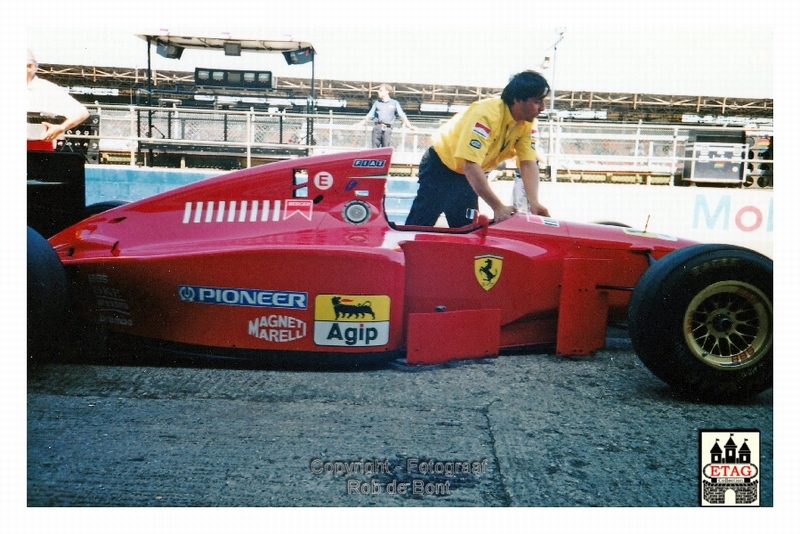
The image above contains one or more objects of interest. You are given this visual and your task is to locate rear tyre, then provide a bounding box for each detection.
[628,244,772,402]
[27,227,67,361]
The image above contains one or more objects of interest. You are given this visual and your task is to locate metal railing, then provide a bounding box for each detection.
[84,104,434,168]
[74,103,772,187]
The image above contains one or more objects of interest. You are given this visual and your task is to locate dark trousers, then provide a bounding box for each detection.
[371,123,392,148]
[405,147,478,227]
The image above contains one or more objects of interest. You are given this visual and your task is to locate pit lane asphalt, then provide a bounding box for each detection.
[27,334,773,507]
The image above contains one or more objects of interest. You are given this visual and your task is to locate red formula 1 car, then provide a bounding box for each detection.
[28,148,773,401]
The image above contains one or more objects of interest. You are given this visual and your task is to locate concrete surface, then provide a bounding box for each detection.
[27,335,772,509]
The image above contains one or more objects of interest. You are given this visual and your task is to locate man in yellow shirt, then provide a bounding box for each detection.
[405,70,550,227]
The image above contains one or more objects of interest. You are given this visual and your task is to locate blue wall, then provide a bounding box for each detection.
[85,165,224,205]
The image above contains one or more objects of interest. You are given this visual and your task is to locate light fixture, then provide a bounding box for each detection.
[223,42,241,56]
[156,42,184,59]
[283,47,314,65]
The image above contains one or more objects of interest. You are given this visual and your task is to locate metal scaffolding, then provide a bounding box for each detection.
[38,63,773,123]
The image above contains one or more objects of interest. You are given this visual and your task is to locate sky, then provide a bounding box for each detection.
[15,0,782,98]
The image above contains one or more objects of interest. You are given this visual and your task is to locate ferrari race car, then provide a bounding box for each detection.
[27,147,773,401]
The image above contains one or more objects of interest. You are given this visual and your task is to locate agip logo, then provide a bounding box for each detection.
[700,430,760,506]
[313,294,390,347]
[474,254,503,291]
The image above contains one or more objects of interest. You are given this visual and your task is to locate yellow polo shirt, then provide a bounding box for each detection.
[432,98,538,173]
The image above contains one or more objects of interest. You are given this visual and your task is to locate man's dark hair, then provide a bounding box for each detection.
[501,70,550,106]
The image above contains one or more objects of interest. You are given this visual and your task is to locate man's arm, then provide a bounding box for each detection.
[355,103,378,127]
[395,102,416,130]
[42,107,90,141]
[463,160,516,222]
[35,82,90,142]
[400,115,416,130]
[518,159,550,217]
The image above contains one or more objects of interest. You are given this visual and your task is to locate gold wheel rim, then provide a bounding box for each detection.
[683,281,772,370]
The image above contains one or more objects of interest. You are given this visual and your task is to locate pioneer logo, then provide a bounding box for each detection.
[178,285,308,309]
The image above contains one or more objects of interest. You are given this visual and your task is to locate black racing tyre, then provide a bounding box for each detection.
[27,226,67,361]
[628,244,772,402]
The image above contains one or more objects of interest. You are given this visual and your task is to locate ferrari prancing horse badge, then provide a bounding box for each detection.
[474,254,503,291]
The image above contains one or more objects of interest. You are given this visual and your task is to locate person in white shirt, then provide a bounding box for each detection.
[27,49,89,142]
[355,84,416,148]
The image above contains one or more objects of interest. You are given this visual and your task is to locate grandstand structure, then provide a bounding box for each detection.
[37,63,772,123]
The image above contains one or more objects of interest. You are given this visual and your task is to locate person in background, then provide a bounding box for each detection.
[356,84,416,148]
[405,70,550,227]
[27,48,89,144]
